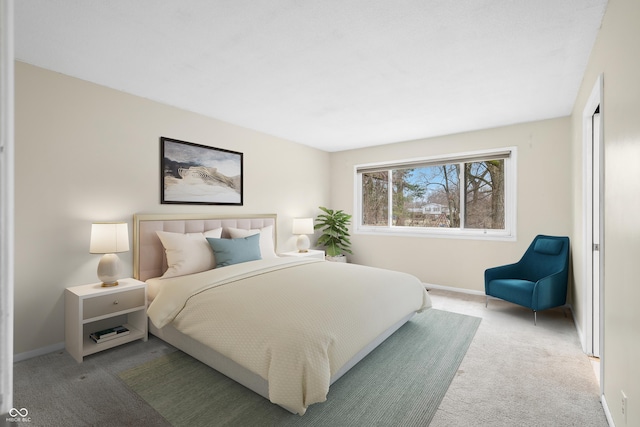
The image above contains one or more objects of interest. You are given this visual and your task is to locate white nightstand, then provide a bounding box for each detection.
[65,278,148,363]
[280,249,326,260]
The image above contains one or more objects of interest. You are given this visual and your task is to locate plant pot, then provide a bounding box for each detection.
[325,255,347,263]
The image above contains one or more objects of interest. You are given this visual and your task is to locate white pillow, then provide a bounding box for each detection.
[227,225,277,259]
[156,228,223,278]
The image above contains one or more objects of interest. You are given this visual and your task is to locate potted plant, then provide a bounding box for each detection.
[314,206,353,262]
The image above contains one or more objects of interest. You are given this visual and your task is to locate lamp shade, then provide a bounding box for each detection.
[90,222,130,254]
[292,218,314,235]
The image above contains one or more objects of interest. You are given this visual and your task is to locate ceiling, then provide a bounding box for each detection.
[15,0,608,152]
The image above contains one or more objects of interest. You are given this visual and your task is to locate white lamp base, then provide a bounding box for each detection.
[296,235,310,253]
[97,253,121,287]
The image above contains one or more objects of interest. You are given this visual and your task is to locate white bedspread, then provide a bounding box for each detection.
[147,257,431,414]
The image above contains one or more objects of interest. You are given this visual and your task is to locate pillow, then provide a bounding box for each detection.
[227,225,277,259]
[533,238,563,255]
[156,228,223,278]
[206,234,261,267]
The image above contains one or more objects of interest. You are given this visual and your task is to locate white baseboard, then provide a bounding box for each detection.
[602,394,615,426]
[14,341,65,363]
[423,282,485,296]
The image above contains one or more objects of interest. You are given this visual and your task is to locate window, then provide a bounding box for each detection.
[356,148,516,239]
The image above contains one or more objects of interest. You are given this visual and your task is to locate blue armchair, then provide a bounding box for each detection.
[484,235,570,324]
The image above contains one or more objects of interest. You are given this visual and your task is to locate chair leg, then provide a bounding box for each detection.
[533,310,537,325]
[485,296,489,308]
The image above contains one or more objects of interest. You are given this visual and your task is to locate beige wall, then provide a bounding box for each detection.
[571,0,640,425]
[14,62,330,356]
[329,117,572,292]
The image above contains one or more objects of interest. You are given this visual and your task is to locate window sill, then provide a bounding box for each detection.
[355,227,516,241]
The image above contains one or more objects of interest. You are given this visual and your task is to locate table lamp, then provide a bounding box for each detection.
[90,222,129,287]
[292,218,314,253]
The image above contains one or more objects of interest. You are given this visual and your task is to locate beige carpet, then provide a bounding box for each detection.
[427,289,607,427]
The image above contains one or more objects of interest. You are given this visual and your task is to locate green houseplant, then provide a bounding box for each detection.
[314,206,353,261]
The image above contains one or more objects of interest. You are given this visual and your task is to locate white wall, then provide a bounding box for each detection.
[14,62,330,356]
[570,0,640,425]
[329,117,572,292]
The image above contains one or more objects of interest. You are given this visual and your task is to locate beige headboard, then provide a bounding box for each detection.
[133,213,277,282]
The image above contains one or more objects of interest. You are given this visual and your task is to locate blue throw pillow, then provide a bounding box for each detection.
[206,234,261,267]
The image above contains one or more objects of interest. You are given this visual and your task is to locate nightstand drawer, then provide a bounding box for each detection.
[83,288,145,320]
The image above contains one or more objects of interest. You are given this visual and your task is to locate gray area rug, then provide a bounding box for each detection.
[119,308,481,427]
[10,337,174,427]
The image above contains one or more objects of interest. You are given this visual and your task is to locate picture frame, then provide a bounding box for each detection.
[160,137,243,205]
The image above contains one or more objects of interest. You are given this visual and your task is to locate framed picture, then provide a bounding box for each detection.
[160,137,243,205]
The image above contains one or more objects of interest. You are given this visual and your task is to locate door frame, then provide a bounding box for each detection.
[581,75,604,368]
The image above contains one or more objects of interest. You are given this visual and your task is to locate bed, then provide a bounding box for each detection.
[133,213,431,415]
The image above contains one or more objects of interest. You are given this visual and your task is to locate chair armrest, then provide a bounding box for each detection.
[484,262,521,293]
[485,263,521,282]
[532,271,568,310]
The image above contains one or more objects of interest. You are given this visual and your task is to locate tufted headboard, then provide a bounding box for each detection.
[133,213,277,282]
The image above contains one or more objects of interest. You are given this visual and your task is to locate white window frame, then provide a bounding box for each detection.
[354,147,517,241]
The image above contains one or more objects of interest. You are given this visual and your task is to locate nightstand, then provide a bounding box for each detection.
[280,249,325,260]
[65,278,147,363]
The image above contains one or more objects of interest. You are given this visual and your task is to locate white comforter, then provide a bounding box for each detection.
[147,257,431,414]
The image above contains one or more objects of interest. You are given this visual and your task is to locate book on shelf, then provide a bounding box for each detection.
[89,325,130,343]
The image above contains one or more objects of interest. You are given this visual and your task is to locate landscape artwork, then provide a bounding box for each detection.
[161,137,243,205]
